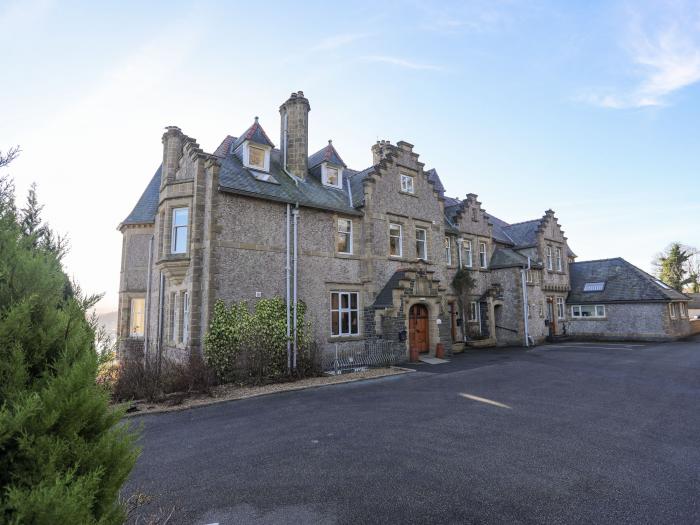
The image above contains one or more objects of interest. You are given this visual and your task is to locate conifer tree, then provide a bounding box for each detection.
[0,152,138,524]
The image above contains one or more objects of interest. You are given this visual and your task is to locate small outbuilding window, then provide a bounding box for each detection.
[571,305,605,318]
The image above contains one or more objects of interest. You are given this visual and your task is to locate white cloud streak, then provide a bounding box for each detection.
[586,3,700,109]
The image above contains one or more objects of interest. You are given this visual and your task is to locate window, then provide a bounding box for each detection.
[463,240,473,268]
[323,165,342,188]
[556,247,562,272]
[583,282,605,292]
[415,228,427,260]
[479,242,487,268]
[129,298,145,337]
[471,208,478,221]
[556,297,565,319]
[680,302,688,318]
[468,301,480,322]
[444,237,451,264]
[526,270,534,283]
[571,305,606,318]
[331,291,359,336]
[669,303,678,319]
[400,174,414,194]
[249,145,265,169]
[546,246,553,271]
[171,207,189,254]
[337,219,352,254]
[182,292,190,343]
[169,292,177,342]
[389,223,402,257]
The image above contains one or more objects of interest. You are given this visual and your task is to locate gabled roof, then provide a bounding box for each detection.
[568,258,689,304]
[426,169,445,197]
[216,141,360,216]
[308,141,346,169]
[231,118,275,151]
[120,166,161,227]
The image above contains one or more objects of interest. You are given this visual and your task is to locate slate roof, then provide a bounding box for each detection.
[308,141,346,169]
[500,219,541,248]
[489,247,530,269]
[373,270,407,308]
[217,142,361,216]
[686,293,700,309]
[568,258,689,304]
[426,169,445,196]
[120,165,161,226]
[231,118,275,151]
[486,214,516,245]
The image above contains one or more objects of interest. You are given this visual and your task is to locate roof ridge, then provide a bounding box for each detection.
[571,257,624,265]
[504,218,541,227]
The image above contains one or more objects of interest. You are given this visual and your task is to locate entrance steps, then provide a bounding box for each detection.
[418,356,450,365]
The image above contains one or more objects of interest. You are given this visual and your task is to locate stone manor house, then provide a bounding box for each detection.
[117,91,691,361]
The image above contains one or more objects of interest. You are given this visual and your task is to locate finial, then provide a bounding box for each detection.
[254,116,259,122]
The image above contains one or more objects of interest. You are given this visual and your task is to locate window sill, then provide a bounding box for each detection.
[327,335,364,342]
[336,252,359,259]
[398,191,418,198]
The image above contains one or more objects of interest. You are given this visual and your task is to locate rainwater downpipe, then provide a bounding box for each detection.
[521,257,531,347]
[292,205,300,370]
[286,203,291,373]
[143,234,154,359]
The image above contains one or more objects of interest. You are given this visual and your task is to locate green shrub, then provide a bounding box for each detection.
[0,173,139,523]
[204,297,318,383]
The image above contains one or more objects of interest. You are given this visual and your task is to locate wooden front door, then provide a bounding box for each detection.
[409,304,430,353]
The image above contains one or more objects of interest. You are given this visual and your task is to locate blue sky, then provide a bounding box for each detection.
[1,0,699,312]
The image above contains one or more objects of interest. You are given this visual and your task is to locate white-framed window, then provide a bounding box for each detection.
[546,246,553,271]
[129,298,145,337]
[669,303,678,319]
[322,164,343,188]
[415,228,427,260]
[468,301,480,322]
[330,291,359,336]
[444,237,451,264]
[571,305,606,318]
[479,242,487,268]
[464,240,473,268]
[680,302,688,318]
[337,218,353,254]
[182,292,190,343]
[248,144,265,169]
[169,292,177,342]
[389,223,402,257]
[526,270,534,283]
[556,297,565,319]
[171,207,189,254]
[555,247,563,272]
[400,173,414,194]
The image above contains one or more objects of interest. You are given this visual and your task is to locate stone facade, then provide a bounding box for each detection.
[117,92,692,363]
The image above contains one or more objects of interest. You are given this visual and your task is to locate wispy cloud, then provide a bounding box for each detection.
[585,3,700,109]
[361,55,444,71]
[311,33,367,51]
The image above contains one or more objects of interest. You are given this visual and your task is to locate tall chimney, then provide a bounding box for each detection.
[279,91,310,179]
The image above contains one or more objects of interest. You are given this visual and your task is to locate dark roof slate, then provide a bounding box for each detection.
[426,169,445,196]
[231,118,275,151]
[120,166,161,226]
[568,258,688,304]
[217,144,360,215]
[687,293,700,309]
[308,141,346,169]
[500,219,541,248]
[489,247,529,269]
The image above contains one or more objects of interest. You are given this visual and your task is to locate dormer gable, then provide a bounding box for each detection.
[308,140,346,189]
[231,117,275,173]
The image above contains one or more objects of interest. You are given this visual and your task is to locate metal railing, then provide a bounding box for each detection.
[322,339,407,374]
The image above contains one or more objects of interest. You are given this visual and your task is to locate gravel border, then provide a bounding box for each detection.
[121,367,411,418]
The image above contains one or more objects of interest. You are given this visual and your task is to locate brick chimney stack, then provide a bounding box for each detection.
[279,91,310,179]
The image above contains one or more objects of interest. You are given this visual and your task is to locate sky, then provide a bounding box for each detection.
[1,0,699,314]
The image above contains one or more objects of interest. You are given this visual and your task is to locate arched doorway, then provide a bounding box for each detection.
[409,304,429,354]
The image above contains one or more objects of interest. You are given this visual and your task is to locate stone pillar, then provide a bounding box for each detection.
[279,91,310,179]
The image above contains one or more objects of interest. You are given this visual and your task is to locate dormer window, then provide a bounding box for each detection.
[249,145,265,169]
[322,164,343,188]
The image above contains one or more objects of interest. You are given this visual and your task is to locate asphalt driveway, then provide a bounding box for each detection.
[123,338,700,524]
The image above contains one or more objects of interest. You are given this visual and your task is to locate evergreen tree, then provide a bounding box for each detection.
[653,243,694,292]
[0,155,138,523]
